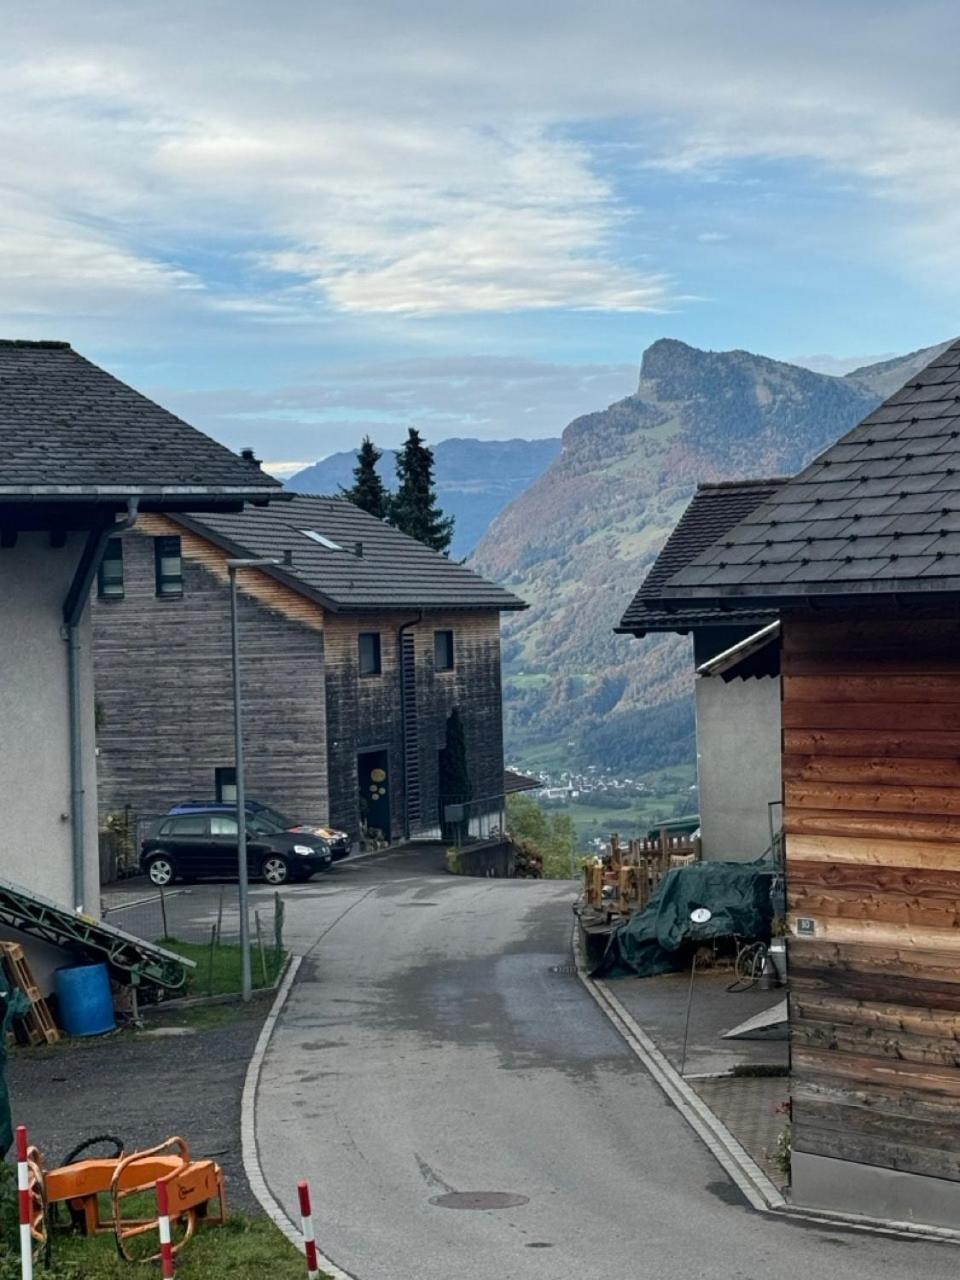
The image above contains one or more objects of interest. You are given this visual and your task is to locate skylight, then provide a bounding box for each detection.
[300,530,342,550]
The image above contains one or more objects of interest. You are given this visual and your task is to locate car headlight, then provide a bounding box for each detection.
[292,844,316,856]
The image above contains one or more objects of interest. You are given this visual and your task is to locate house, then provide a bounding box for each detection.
[616,479,786,860]
[92,494,526,847]
[0,339,282,983]
[655,336,960,1227]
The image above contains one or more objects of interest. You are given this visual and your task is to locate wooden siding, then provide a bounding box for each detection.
[323,611,505,841]
[784,615,960,1183]
[94,521,329,823]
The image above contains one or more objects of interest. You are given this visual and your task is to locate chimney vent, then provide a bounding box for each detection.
[282,549,293,567]
[240,447,261,469]
[354,541,364,558]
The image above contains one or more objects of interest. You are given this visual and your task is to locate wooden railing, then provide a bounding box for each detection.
[583,830,701,917]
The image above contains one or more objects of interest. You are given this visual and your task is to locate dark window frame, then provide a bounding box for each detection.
[215,767,237,803]
[358,631,382,677]
[97,538,124,600]
[154,535,184,598]
[434,629,455,672]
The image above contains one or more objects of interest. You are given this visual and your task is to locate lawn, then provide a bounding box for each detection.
[2,1211,329,1279]
[160,938,287,998]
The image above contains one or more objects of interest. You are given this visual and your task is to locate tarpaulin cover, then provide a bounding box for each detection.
[592,861,776,979]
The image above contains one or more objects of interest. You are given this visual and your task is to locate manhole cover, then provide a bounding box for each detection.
[550,964,577,975]
[430,1192,529,1210]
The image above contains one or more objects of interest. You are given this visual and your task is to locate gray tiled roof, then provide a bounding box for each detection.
[0,340,281,501]
[616,479,786,634]
[178,494,526,613]
[664,337,960,604]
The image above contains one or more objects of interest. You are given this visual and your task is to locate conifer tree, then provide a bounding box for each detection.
[342,436,390,520]
[389,428,454,553]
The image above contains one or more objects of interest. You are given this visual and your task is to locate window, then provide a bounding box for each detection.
[210,815,239,836]
[167,816,206,836]
[301,530,343,550]
[97,538,124,599]
[215,767,237,803]
[434,630,455,672]
[154,535,183,597]
[358,631,382,676]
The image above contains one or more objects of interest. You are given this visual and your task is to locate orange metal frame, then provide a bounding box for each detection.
[31,1135,227,1264]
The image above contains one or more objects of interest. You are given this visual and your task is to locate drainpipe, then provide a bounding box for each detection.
[397,613,422,840]
[63,498,140,912]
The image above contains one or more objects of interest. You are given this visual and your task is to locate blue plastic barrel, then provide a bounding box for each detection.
[55,962,115,1037]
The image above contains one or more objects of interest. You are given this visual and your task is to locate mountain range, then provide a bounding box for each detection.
[288,436,561,558]
[470,337,952,775]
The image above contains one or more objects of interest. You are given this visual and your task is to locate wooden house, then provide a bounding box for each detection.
[657,336,960,1227]
[92,494,525,845]
[0,339,282,986]
[617,480,785,860]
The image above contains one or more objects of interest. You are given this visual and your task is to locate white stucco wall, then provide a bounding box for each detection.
[0,534,100,915]
[695,672,782,861]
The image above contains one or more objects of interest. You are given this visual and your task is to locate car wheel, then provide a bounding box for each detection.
[261,855,290,886]
[146,855,175,887]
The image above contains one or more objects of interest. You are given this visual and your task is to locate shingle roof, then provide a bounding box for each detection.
[616,479,787,635]
[0,340,282,502]
[177,494,526,613]
[664,337,960,604]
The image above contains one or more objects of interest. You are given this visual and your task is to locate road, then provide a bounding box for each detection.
[254,845,956,1280]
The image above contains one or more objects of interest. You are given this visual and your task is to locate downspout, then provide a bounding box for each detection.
[64,498,140,913]
[397,613,422,840]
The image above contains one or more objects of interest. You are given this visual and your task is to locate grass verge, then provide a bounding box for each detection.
[2,1212,330,1279]
[160,938,287,998]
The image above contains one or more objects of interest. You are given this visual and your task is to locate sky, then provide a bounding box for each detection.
[3,1,960,476]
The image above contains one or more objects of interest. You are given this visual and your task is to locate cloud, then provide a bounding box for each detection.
[152,356,639,460]
[6,0,960,335]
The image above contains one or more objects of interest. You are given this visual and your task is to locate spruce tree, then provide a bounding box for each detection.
[389,428,454,553]
[342,436,390,520]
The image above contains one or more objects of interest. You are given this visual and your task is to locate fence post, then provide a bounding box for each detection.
[255,910,268,986]
[155,1177,175,1280]
[16,1125,33,1280]
[159,884,168,940]
[297,1180,320,1279]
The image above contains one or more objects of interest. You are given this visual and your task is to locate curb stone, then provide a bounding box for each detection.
[240,954,358,1280]
[573,920,960,1244]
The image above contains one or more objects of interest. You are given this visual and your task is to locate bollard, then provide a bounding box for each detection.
[155,1177,175,1279]
[16,1126,32,1280]
[297,1180,320,1279]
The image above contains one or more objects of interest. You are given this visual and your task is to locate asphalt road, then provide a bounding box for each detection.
[251,847,957,1280]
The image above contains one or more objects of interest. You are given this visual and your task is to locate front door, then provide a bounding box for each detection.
[358,749,391,842]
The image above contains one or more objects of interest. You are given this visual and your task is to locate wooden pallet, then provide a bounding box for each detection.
[0,942,60,1045]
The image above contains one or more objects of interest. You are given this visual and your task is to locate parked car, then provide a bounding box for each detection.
[167,799,352,860]
[141,806,334,886]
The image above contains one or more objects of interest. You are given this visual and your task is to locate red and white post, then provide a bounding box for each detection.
[297,1180,319,1279]
[15,1125,33,1280]
[155,1177,175,1279]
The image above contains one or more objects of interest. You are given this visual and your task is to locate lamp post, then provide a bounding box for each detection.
[228,557,282,1002]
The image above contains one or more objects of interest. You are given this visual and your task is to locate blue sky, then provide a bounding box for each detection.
[2,0,959,474]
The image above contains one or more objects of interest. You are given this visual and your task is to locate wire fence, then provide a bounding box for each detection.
[101,884,285,953]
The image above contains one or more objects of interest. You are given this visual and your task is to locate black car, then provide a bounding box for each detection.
[167,800,352,861]
[140,807,333,886]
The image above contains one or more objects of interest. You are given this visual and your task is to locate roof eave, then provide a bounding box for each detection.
[0,484,288,503]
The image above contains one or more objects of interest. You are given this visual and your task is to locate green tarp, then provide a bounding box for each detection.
[592,860,776,979]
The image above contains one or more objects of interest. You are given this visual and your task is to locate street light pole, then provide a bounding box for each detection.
[228,557,282,1003]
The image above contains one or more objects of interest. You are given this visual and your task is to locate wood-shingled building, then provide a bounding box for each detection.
[617,479,785,861]
[654,336,960,1226]
[92,494,525,846]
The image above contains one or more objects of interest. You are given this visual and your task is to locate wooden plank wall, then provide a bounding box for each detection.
[323,610,505,840]
[784,615,960,1183]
